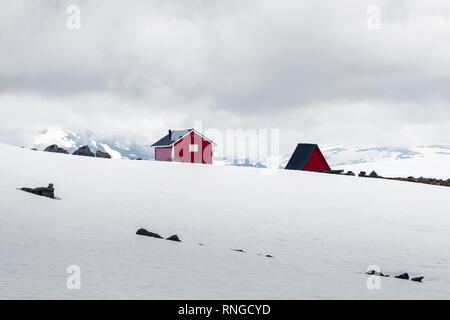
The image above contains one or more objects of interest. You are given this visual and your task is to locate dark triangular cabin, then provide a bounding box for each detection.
[285,144,331,172]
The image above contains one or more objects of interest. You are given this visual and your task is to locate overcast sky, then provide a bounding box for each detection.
[0,0,449,153]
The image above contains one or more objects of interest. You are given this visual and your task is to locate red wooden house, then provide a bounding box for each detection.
[285,143,331,172]
[151,129,216,164]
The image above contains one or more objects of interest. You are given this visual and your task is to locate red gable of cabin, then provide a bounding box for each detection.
[173,130,213,164]
[302,146,331,172]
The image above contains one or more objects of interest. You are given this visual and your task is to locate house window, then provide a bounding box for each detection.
[189,144,199,152]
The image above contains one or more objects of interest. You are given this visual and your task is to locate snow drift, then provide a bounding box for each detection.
[0,143,449,299]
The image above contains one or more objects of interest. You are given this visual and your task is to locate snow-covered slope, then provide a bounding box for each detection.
[1,143,450,299]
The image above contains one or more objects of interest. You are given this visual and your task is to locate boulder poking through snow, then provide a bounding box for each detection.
[20,183,55,199]
[166,235,181,242]
[366,270,389,277]
[44,145,69,154]
[369,170,379,178]
[366,270,424,283]
[136,228,163,239]
[95,151,111,159]
[411,276,424,283]
[395,273,409,280]
[73,146,95,157]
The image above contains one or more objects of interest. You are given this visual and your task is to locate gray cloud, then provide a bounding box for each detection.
[0,0,449,151]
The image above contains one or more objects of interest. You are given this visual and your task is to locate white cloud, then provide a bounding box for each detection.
[0,0,449,151]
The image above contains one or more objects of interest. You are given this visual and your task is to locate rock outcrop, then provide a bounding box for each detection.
[166,235,181,242]
[73,145,95,157]
[136,228,163,239]
[369,170,379,178]
[366,270,425,283]
[20,183,55,199]
[411,276,424,282]
[95,151,111,159]
[366,270,389,277]
[44,145,69,154]
[394,272,409,280]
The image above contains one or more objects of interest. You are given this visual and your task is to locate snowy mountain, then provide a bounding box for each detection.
[322,145,450,166]
[321,145,450,178]
[32,128,154,160]
[1,142,450,299]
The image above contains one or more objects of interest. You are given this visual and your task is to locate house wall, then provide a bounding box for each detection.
[302,148,331,172]
[173,131,213,164]
[155,146,173,162]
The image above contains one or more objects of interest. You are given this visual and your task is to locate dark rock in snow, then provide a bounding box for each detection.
[345,171,355,176]
[369,170,379,178]
[231,249,246,253]
[95,150,111,159]
[166,235,181,242]
[136,228,163,239]
[411,276,424,283]
[136,158,143,161]
[73,145,95,157]
[31,148,38,151]
[20,183,55,199]
[359,171,366,177]
[366,270,389,277]
[366,270,422,282]
[44,144,69,154]
[265,255,274,258]
[395,273,409,280]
